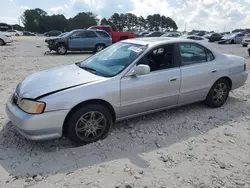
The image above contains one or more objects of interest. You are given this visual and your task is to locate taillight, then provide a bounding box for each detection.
[244,63,246,71]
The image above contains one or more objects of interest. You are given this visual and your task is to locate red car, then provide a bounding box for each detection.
[89,25,134,43]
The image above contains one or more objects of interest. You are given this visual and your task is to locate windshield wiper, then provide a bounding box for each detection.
[80,65,97,74]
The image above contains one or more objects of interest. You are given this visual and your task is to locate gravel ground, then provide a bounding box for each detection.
[0,36,250,188]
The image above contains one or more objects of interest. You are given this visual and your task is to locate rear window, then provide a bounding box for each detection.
[96,31,110,37]
[100,27,111,33]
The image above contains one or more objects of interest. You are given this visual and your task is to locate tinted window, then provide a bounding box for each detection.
[152,32,162,36]
[85,31,98,38]
[96,30,110,37]
[101,27,111,33]
[179,43,207,66]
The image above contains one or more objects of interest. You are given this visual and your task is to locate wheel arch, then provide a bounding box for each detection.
[62,99,116,135]
[213,76,232,90]
[56,42,68,49]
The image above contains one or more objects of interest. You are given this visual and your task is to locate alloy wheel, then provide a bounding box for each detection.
[75,111,107,141]
[212,83,228,104]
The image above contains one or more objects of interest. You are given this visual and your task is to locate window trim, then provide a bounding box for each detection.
[177,42,215,67]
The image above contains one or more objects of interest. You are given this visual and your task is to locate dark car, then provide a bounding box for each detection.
[23,31,35,36]
[44,30,62,37]
[145,31,165,37]
[139,31,149,36]
[207,33,223,42]
[45,29,112,55]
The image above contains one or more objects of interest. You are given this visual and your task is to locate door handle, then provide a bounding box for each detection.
[169,77,177,82]
[212,69,217,73]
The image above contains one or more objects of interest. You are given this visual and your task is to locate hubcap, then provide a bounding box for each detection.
[75,111,106,140]
[58,46,66,54]
[97,45,104,52]
[212,83,227,104]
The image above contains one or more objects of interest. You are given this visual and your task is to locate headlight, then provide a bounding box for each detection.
[18,99,46,114]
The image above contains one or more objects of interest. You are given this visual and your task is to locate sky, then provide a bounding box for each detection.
[1,0,250,32]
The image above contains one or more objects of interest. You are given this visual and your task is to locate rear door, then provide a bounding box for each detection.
[177,42,219,104]
[68,30,85,50]
[82,30,98,50]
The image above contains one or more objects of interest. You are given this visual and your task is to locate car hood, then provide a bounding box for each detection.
[16,64,103,99]
[46,36,61,41]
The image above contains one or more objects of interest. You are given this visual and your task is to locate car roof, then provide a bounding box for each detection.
[120,37,198,47]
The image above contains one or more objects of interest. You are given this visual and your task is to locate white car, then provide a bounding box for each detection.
[6,30,23,36]
[0,32,12,46]
[241,34,250,47]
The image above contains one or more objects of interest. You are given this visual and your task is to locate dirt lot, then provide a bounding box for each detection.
[0,36,250,188]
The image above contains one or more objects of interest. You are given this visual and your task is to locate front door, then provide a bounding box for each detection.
[178,42,219,104]
[120,44,181,118]
[68,30,85,50]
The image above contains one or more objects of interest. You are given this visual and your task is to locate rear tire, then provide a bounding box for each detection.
[56,44,67,55]
[205,78,230,108]
[0,39,5,46]
[66,104,113,145]
[230,39,235,44]
[94,44,105,53]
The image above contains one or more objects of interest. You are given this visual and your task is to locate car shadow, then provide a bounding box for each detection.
[0,96,249,177]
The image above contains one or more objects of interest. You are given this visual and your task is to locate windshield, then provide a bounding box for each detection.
[59,32,68,37]
[78,42,147,77]
[63,30,76,37]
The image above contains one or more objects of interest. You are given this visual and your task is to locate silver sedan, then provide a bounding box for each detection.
[6,38,248,144]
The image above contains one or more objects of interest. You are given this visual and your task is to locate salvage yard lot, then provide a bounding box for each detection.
[0,36,250,188]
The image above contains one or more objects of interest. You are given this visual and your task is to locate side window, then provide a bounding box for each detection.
[85,31,98,38]
[179,43,207,66]
[206,49,215,61]
[71,31,85,38]
[101,27,111,33]
[138,44,176,71]
[96,31,110,37]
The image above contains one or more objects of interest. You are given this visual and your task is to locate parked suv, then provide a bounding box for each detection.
[45,29,112,55]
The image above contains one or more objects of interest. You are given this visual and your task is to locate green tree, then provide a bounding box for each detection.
[137,16,147,31]
[68,12,98,30]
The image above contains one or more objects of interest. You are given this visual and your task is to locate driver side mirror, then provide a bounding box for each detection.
[133,64,150,75]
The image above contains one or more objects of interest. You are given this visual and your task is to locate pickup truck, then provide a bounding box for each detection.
[88,25,134,43]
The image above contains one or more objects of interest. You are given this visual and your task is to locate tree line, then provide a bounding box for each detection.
[21,8,178,33]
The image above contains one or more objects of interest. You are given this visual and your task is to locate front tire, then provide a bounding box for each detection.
[205,79,230,108]
[0,39,5,46]
[56,44,67,55]
[66,104,113,145]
